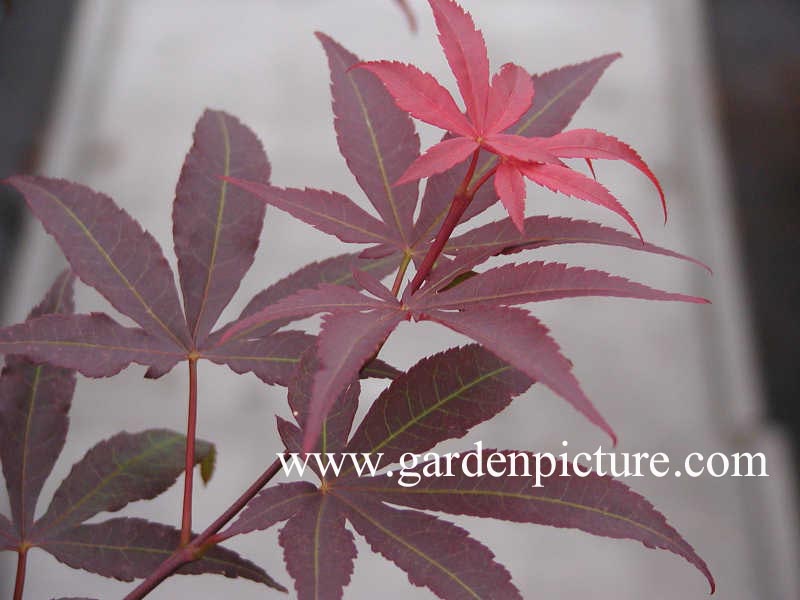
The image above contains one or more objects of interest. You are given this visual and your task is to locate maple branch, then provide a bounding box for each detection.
[407,150,483,295]
[13,547,27,600]
[123,455,286,600]
[180,356,199,546]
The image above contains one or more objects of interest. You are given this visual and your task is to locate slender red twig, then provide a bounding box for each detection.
[407,150,484,295]
[180,357,199,546]
[123,455,286,600]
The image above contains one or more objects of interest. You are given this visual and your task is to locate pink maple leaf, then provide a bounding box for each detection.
[359,0,664,237]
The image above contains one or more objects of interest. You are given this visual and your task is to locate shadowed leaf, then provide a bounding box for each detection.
[352,451,715,592]
[318,33,420,245]
[222,482,319,539]
[0,271,75,536]
[360,357,402,380]
[280,495,356,600]
[173,110,270,346]
[203,330,314,385]
[6,177,189,349]
[337,494,521,600]
[394,0,417,32]
[345,345,532,469]
[41,517,284,590]
[33,429,214,539]
[0,313,184,378]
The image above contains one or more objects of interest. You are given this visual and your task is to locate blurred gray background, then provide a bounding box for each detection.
[1,1,798,598]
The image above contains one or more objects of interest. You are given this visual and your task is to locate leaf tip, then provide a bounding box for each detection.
[200,444,217,485]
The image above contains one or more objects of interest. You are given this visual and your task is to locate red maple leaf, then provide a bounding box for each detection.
[360,0,664,236]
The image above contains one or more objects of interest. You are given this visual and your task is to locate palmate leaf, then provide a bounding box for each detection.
[250,251,706,451]
[349,451,715,592]
[41,517,284,590]
[412,52,621,249]
[0,276,281,592]
[32,429,214,539]
[223,247,706,451]
[227,343,711,599]
[0,271,75,537]
[2,111,396,386]
[173,109,271,346]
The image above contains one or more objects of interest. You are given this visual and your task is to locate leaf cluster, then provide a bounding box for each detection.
[0,0,714,598]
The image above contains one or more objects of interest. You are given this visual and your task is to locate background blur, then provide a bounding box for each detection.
[0,1,798,598]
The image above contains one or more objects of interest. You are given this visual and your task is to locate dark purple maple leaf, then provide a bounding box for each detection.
[221,253,706,450]
[0,110,321,386]
[217,344,713,599]
[0,272,281,594]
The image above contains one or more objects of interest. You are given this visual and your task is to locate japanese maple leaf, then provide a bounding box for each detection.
[0,110,400,386]
[0,272,282,593]
[215,347,713,599]
[221,260,708,453]
[359,0,664,235]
